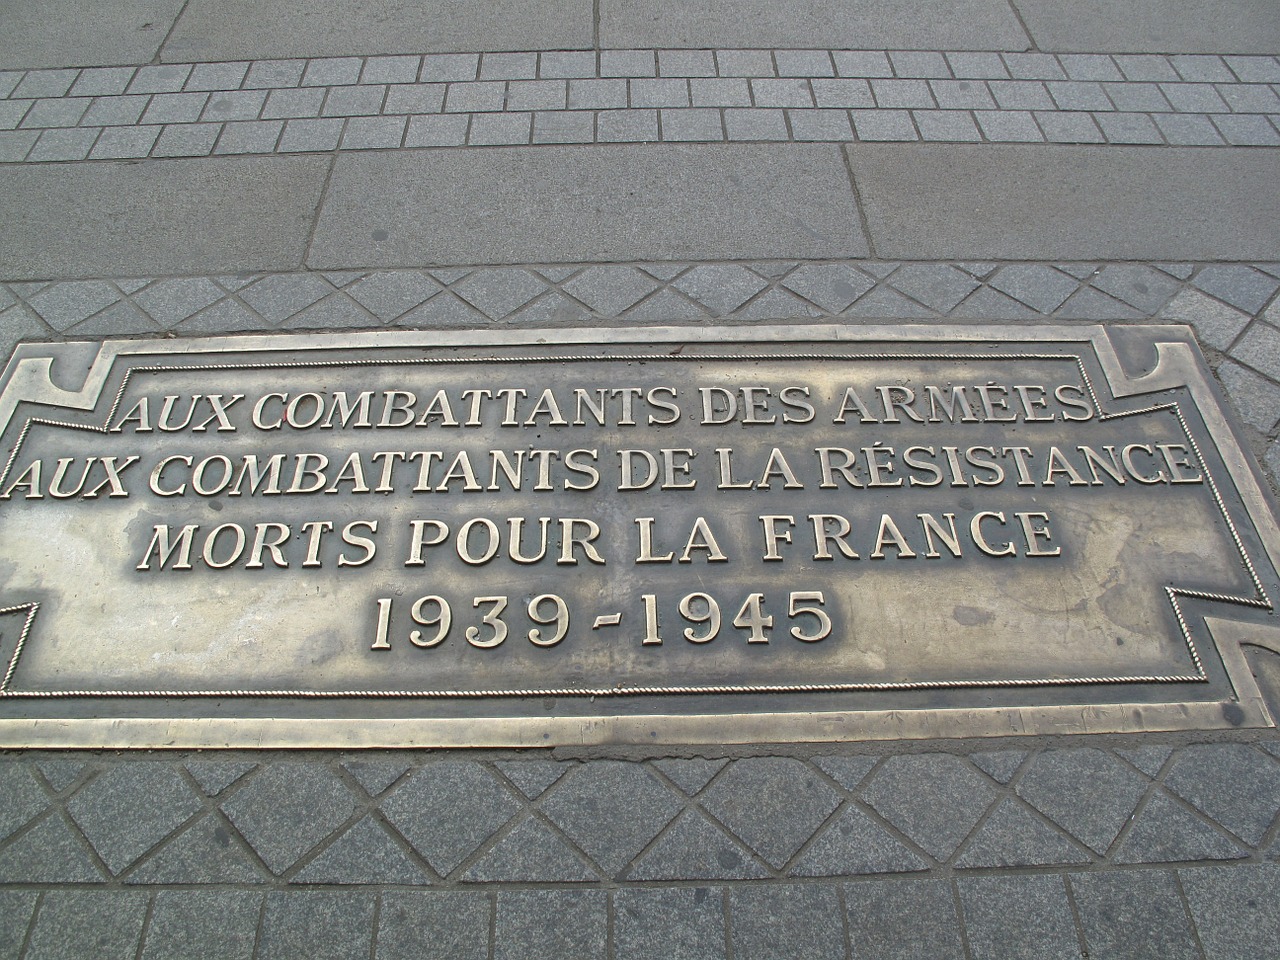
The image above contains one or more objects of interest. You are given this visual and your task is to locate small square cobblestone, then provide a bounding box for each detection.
[601,50,656,78]
[539,51,596,79]
[751,78,813,107]
[615,888,726,960]
[660,108,723,141]
[243,60,306,89]
[495,891,607,960]
[914,110,981,142]
[533,111,594,143]
[405,114,469,146]
[659,50,717,78]
[479,53,536,81]
[215,120,283,154]
[811,78,874,108]
[725,108,789,141]
[362,56,420,85]
[69,67,134,97]
[788,109,853,141]
[776,50,835,78]
[976,110,1043,141]
[853,110,917,141]
[421,54,479,82]
[716,50,776,77]
[185,61,250,92]
[833,51,893,78]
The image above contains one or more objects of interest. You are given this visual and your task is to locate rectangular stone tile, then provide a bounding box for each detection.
[141,890,261,960]
[1,0,183,70]
[377,892,488,960]
[616,888,726,960]
[957,876,1080,960]
[310,144,868,267]
[1070,872,1198,960]
[496,891,606,960]
[25,891,150,960]
[259,892,375,960]
[1181,863,1280,960]
[599,0,1029,49]
[163,0,593,60]
[846,878,964,960]
[0,155,328,279]
[731,886,844,960]
[846,144,1280,260]
[1012,0,1280,53]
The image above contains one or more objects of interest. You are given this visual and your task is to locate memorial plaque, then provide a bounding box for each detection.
[0,324,1277,747]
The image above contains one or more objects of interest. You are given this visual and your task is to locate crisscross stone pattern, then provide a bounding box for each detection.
[2,49,1279,160]
[0,741,1276,958]
[4,259,1279,489]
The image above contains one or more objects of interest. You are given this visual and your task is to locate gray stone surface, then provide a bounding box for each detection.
[1011,0,1280,53]
[599,0,1030,50]
[0,891,35,960]
[846,144,1280,260]
[1015,748,1148,854]
[0,0,184,70]
[141,890,261,960]
[24,890,149,960]
[730,885,845,960]
[1070,872,1199,960]
[1181,863,1280,959]
[862,754,998,861]
[958,875,1080,960]
[258,891,375,960]
[0,156,327,279]
[845,878,964,960]
[309,145,868,268]
[162,0,593,61]
[615,888,727,960]
[376,892,489,960]
[495,891,607,960]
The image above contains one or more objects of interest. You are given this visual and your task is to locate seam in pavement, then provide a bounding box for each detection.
[301,153,340,271]
[1002,0,1039,54]
[152,0,193,68]
[839,145,879,259]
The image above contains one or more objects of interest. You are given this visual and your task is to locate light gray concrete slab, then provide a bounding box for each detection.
[0,156,329,280]
[846,144,1280,261]
[308,144,869,268]
[1011,0,1280,54]
[599,0,1029,51]
[0,0,184,70]
[162,0,593,61]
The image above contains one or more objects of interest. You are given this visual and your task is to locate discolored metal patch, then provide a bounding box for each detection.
[0,324,1277,747]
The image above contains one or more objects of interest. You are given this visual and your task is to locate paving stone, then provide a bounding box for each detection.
[750,77,812,107]
[808,756,876,791]
[186,61,250,91]
[362,55,420,85]
[1234,321,1280,380]
[969,751,1027,783]
[957,875,1079,960]
[69,66,136,97]
[258,892,375,960]
[405,113,469,146]
[870,78,933,109]
[220,764,358,874]
[176,297,274,333]
[889,263,980,311]
[614,888,726,960]
[1117,54,1181,82]
[976,109,1044,141]
[0,129,37,162]
[673,263,769,316]
[631,77,690,108]
[82,94,151,126]
[929,79,995,110]
[567,78,626,110]
[725,107,789,140]
[495,891,606,960]
[955,799,1090,868]
[1093,263,1181,312]
[509,80,567,112]
[1217,84,1280,113]
[280,289,376,328]
[141,890,260,960]
[26,278,119,329]
[788,108,854,140]
[853,110,918,141]
[421,54,480,83]
[650,757,728,794]
[1161,82,1229,112]
[688,77,750,108]
[126,813,269,884]
[0,890,37,960]
[468,112,532,145]
[89,125,163,159]
[302,58,361,87]
[27,126,99,161]
[462,815,598,882]
[384,83,446,114]
[12,70,78,99]
[65,763,204,875]
[1160,288,1251,350]
[844,283,937,318]
[1162,743,1280,846]
[278,116,343,151]
[909,110,979,142]
[986,80,1051,111]
[1105,82,1172,113]
[730,885,843,960]
[153,123,221,157]
[657,107,721,140]
[559,265,657,315]
[452,267,547,318]
[810,78,874,109]
[845,878,963,960]
[602,50,657,78]
[0,813,104,882]
[1218,360,1280,431]
[1226,56,1280,83]
[397,290,490,325]
[0,766,48,843]
[1058,54,1123,82]
[294,815,430,884]
[1155,113,1227,145]
[381,762,521,875]
[1168,55,1233,83]
[1194,263,1280,313]
[716,50,776,77]
[215,118,283,153]
[1181,863,1280,959]
[243,60,307,89]
[1015,748,1147,854]
[847,145,1280,261]
[774,50,834,78]
[261,87,325,120]
[323,84,388,117]
[377,892,488,960]
[862,754,997,861]
[35,759,88,792]
[541,761,682,875]
[1114,790,1251,863]
[345,271,440,321]
[986,264,1079,313]
[1070,872,1197,960]
[1214,117,1279,156]
[644,50,710,81]
[494,759,574,798]
[24,890,148,960]
[67,298,160,336]
[341,115,406,149]
[129,64,192,94]
[20,97,91,128]
[593,107,655,141]
[539,51,596,80]
[1116,745,1174,777]
[142,91,209,124]
[628,809,768,880]
[1096,112,1166,144]
[132,277,226,327]
[240,272,333,322]
[791,804,929,876]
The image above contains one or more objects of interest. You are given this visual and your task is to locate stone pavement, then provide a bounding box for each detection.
[2,0,1280,957]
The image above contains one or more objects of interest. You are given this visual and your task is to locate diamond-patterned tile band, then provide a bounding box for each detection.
[5,259,1278,491]
[2,49,1278,159]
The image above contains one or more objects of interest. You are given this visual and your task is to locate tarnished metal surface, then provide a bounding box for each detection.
[0,324,1276,747]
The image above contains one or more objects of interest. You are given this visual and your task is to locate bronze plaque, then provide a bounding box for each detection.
[0,324,1277,747]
